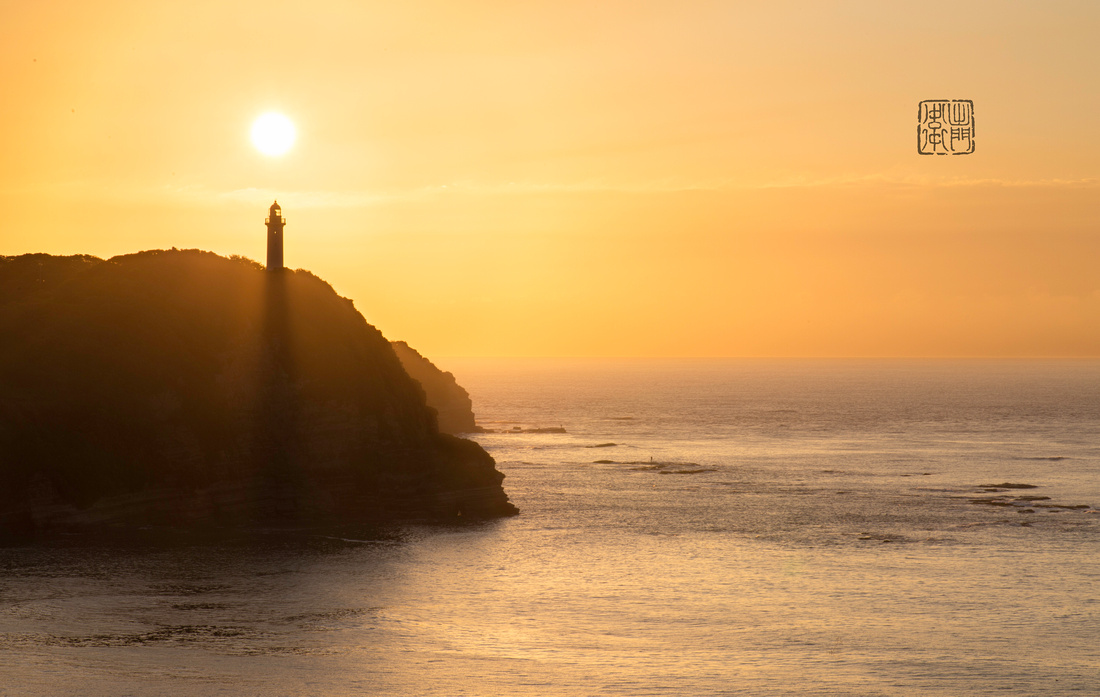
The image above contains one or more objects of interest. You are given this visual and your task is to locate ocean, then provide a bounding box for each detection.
[1,359,1098,695]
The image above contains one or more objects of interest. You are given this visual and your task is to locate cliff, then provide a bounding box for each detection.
[390,341,479,434]
[0,250,516,539]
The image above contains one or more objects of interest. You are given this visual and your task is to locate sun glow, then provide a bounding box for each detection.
[250,113,296,156]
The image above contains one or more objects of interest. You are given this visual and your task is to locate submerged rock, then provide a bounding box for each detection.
[0,251,517,539]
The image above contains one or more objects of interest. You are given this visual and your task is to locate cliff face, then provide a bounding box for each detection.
[0,250,516,538]
[390,341,479,434]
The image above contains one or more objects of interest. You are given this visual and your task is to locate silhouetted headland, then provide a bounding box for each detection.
[390,341,481,434]
[0,250,517,540]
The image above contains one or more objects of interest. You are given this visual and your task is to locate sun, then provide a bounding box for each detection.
[250,113,296,156]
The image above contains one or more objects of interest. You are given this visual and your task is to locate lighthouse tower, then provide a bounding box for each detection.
[265,201,285,271]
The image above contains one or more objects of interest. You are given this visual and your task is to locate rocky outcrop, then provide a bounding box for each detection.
[390,341,479,434]
[0,250,516,539]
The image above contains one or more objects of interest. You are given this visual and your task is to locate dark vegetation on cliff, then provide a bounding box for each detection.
[390,341,480,434]
[0,251,516,538]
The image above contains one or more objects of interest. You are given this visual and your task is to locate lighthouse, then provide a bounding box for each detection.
[265,201,285,271]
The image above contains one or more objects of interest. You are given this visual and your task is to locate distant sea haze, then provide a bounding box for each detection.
[2,359,1098,695]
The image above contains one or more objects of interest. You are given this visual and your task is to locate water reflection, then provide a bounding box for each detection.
[0,533,406,660]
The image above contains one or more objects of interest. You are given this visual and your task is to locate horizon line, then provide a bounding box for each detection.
[432,355,1100,361]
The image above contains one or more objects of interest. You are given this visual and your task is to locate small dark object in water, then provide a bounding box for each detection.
[659,468,718,475]
[978,483,1039,489]
[593,460,616,464]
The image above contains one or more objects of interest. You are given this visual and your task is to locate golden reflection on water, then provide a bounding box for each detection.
[2,360,1100,695]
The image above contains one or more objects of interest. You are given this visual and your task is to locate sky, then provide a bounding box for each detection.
[2,0,1098,357]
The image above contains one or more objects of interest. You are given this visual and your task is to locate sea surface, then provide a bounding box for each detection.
[2,359,1099,696]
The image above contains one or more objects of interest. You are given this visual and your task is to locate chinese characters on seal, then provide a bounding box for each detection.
[918,100,974,155]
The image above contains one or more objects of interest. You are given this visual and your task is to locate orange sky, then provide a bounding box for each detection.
[2,1,1098,357]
